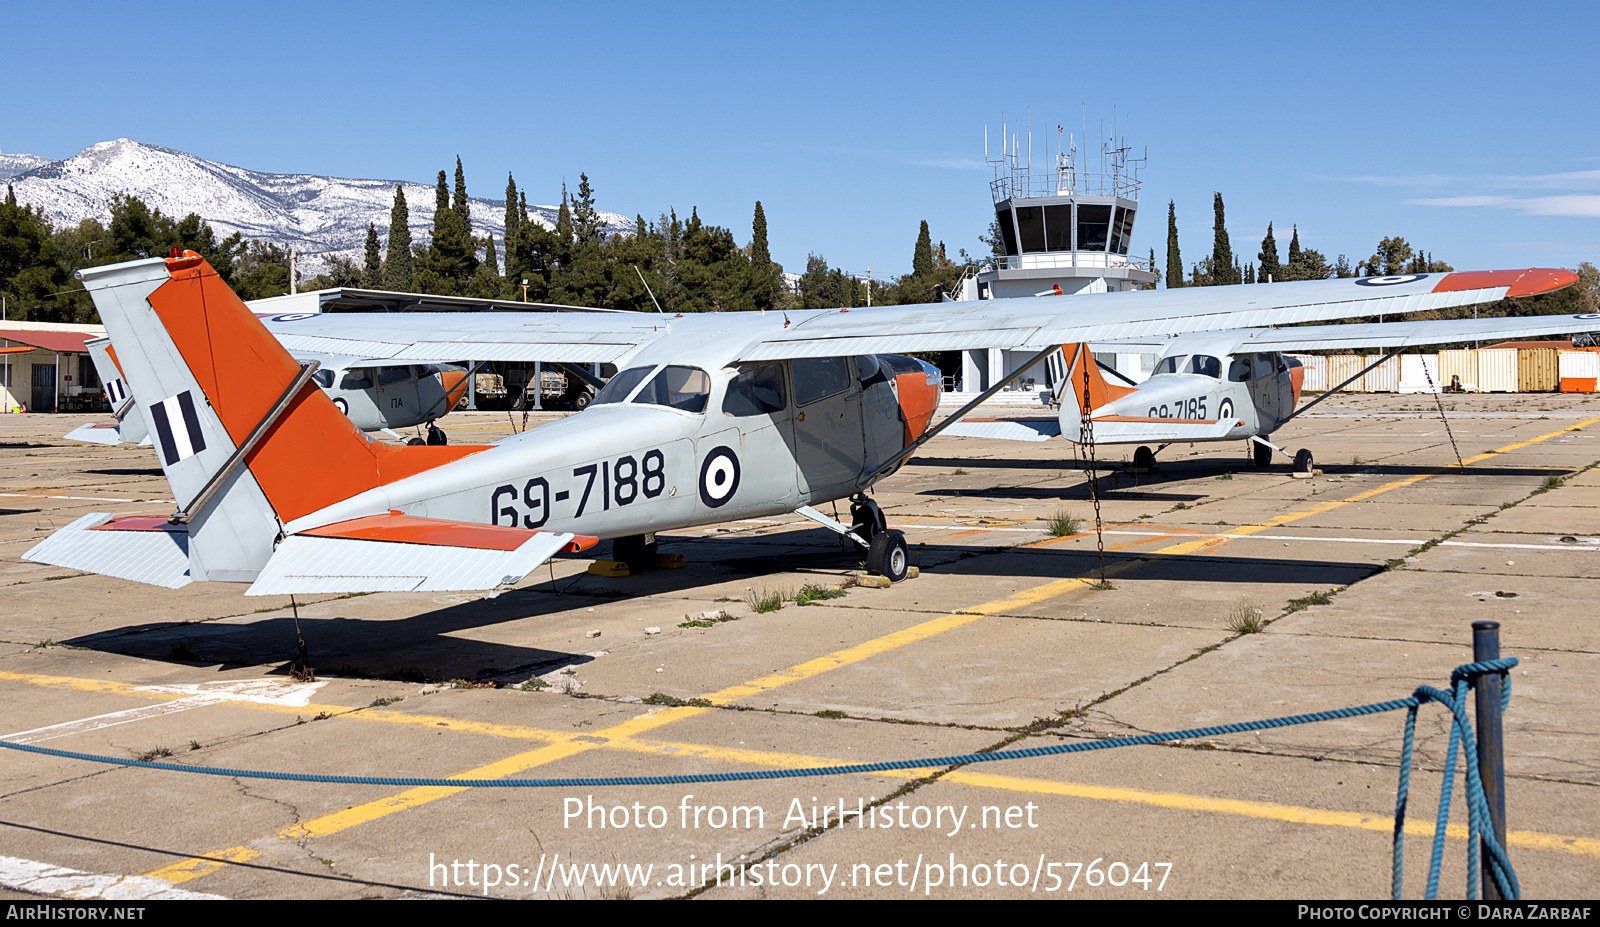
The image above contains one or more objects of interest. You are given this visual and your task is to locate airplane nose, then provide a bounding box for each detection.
[442,371,471,409]
[895,368,941,444]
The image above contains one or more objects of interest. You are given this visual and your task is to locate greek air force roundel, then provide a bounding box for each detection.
[699,446,741,508]
[1355,275,1427,287]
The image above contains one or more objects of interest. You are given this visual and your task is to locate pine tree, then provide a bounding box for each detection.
[363,223,381,288]
[1211,193,1236,285]
[912,220,934,278]
[453,156,469,225]
[1148,247,1159,289]
[426,164,477,289]
[1165,200,1182,288]
[572,173,601,246]
[1258,223,1280,283]
[382,185,414,291]
[4,185,14,207]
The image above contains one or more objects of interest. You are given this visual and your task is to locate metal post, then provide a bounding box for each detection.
[533,361,543,410]
[1472,620,1508,900]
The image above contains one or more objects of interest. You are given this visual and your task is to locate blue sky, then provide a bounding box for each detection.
[6,0,1598,279]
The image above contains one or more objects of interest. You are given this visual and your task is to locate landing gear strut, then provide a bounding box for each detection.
[612,534,658,573]
[849,494,886,545]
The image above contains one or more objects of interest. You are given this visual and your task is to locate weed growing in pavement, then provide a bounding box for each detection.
[1045,510,1081,536]
[1228,599,1266,633]
[1286,589,1335,612]
[795,584,848,605]
[747,587,786,613]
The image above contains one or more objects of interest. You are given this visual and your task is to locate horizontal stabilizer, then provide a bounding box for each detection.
[65,423,133,446]
[1074,417,1239,444]
[246,513,599,596]
[22,514,192,589]
[943,419,1062,443]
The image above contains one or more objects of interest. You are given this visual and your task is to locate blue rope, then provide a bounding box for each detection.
[0,658,1520,899]
[1391,658,1518,901]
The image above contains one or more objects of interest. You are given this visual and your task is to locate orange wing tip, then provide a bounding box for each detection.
[565,535,600,553]
[163,249,206,273]
[1432,268,1578,298]
[90,516,182,532]
[303,514,547,552]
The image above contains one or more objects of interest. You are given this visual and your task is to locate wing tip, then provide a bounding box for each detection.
[1432,268,1578,298]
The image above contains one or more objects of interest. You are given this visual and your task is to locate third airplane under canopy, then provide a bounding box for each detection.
[24,258,1586,595]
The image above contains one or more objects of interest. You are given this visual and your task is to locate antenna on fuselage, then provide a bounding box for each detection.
[634,265,666,316]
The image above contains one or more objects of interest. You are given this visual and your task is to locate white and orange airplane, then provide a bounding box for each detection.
[24,255,1582,594]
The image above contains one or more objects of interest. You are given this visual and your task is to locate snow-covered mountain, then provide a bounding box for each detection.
[2,139,632,276]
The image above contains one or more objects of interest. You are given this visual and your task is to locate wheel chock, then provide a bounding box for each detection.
[654,553,686,569]
[1289,469,1324,479]
[852,567,919,588]
[588,560,631,577]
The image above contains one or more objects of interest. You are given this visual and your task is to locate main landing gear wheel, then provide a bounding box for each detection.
[867,529,909,583]
[426,423,448,445]
[1293,448,1315,474]
[1252,441,1273,469]
[1132,445,1156,470]
[612,534,658,573]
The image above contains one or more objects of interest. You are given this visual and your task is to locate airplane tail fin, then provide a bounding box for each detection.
[61,252,483,582]
[1055,343,1135,443]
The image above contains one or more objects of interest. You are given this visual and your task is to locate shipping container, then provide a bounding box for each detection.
[1517,348,1559,392]
[1398,354,1441,393]
[1328,355,1367,392]
[1363,355,1400,392]
[1559,350,1598,392]
[1288,354,1324,392]
[1477,349,1519,392]
[1438,349,1478,392]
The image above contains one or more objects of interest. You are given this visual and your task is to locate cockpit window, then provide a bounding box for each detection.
[633,365,711,413]
[1228,357,1253,381]
[1188,355,1221,378]
[339,370,373,390]
[793,356,852,405]
[311,369,334,389]
[723,364,786,416]
[592,366,655,405]
[376,366,411,387]
[1154,355,1188,376]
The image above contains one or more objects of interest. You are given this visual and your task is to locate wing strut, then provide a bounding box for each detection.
[1274,347,1404,430]
[861,343,1060,487]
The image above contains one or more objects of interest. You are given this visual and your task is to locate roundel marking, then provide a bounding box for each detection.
[1217,398,1234,421]
[1574,313,1600,320]
[332,397,349,416]
[1355,274,1427,287]
[270,313,318,322]
[698,445,741,508]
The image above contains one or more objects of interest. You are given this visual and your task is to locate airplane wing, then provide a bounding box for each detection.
[251,269,1579,368]
[1186,312,1600,354]
[729,270,1577,360]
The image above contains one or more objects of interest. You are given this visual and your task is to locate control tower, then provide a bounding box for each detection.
[952,126,1157,396]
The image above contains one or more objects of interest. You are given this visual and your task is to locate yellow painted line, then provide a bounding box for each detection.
[1149,417,1600,559]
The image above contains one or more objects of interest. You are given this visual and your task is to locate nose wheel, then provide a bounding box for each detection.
[1293,448,1315,474]
[1251,440,1273,469]
[426,423,448,445]
[1132,445,1156,470]
[794,496,913,582]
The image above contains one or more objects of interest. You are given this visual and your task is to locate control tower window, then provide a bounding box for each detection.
[1077,204,1111,251]
[1108,207,1136,254]
[995,208,1018,255]
[1016,206,1045,253]
[1044,204,1072,251]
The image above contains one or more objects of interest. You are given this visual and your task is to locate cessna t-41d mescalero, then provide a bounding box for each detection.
[948,290,1600,471]
[67,334,474,448]
[23,254,1580,596]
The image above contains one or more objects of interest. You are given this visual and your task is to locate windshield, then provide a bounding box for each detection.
[592,366,654,405]
[633,365,711,413]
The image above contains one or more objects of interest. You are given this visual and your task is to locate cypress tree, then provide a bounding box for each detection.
[363,223,381,288]
[434,170,449,218]
[483,234,499,276]
[1148,248,1158,288]
[503,173,520,242]
[518,191,528,225]
[453,156,469,225]
[4,184,14,207]
[1258,223,1280,283]
[750,201,778,311]
[1287,225,1302,271]
[912,220,934,278]
[1211,193,1236,285]
[555,184,572,245]
[1165,200,1181,288]
[382,185,414,291]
